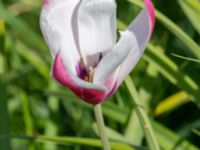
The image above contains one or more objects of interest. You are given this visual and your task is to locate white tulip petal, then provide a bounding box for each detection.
[77,0,117,67]
[52,51,108,104]
[40,0,80,73]
[93,31,136,85]
[116,6,154,86]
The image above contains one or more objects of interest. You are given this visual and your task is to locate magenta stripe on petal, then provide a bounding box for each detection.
[52,52,107,104]
[144,0,155,32]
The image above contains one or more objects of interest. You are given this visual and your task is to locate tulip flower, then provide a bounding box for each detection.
[40,0,155,105]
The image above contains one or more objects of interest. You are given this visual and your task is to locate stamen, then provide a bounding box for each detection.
[77,57,97,83]
[84,66,95,83]
[89,66,95,82]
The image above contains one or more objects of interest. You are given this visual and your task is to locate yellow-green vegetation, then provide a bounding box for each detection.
[0,0,199,149]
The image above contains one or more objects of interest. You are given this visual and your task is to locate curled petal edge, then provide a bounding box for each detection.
[52,52,108,104]
[145,0,155,33]
[108,0,155,96]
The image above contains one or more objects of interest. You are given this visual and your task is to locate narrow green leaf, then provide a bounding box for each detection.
[0,2,47,51]
[44,81,60,150]
[172,53,200,63]
[36,136,134,150]
[20,91,35,150]
[0,19,10,150]
[44,90,199,149]
[125,64,158,144]
[144,44,200,104]
[102,102,128,124]
[179,0,200,34]
[125,76,160,150]
[92,123,130,144]
[185,0,200,13]
[20,91,33,136]
[93,123,147,150]
[192,129,200,136]
[56,90,129,124]
[155,91,190,116]
[153,122,199,150]
[15,41,49,79]
[178,119,200,137]
[124,110,143,145]
[0,3,48,56]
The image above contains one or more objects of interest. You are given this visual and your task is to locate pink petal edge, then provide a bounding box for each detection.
[103,0,155,95]
[52,52,107,104]
[144,0,155,33]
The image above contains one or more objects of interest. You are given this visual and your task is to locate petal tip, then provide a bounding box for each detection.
[144,0,155,32]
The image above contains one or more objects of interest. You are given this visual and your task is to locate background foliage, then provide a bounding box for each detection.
[0,0,200,149]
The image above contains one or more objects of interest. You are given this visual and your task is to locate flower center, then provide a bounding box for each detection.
[84,66,95,82]
[76,58,96,83]
[76,53,103,83]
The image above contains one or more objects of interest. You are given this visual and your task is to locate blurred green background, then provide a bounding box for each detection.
[0,0,200,149]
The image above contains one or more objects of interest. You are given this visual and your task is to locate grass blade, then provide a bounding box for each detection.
[44,90,200,149]
[20,91,35,150]
[124,110,144,145]
[155,91,190,116]
[15,41,49,79]
[179,0,200,34]
[171,53,200,63]
[153,122,199,150]
[125,76,160,150]
[185,0,200,13]
[144,43,200,104]
[0,2,47,54]
[0,19,10,150]
[36,136,134,150]
[21,91,33,136]
[192,129,200,136]
[44,81,59,150]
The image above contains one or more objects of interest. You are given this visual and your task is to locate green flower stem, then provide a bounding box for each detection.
[125,76,160,150]
[94,104,111,150]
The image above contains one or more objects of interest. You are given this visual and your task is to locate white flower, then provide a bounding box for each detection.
[40,0,155,104]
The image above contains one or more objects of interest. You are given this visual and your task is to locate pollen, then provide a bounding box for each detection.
[84,66,95,82]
